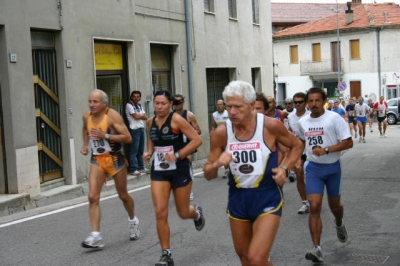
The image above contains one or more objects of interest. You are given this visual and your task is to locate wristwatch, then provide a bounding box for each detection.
[280,165,289,177]
[174,151,180,160]
[324,147,329,154]
[104,133,110,140]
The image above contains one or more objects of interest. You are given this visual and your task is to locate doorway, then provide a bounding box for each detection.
[350,81,361,98]
[32,31,63,183]
[206,68,230,128]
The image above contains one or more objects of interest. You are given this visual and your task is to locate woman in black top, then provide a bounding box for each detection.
[143,90,203,266]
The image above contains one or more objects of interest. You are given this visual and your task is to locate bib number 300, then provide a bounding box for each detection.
[232,150,257,164]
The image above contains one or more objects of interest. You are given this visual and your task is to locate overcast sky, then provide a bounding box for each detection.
[271,0,400,4]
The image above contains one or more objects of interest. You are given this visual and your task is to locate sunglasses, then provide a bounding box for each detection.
[293,100,305,105]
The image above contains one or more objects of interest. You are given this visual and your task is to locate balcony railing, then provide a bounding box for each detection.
[300,59,343,75]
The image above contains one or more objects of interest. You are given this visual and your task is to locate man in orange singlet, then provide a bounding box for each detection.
[80,89,140,248]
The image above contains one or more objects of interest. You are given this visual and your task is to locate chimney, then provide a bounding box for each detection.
[346,2,354,25]
[384,12,390,24]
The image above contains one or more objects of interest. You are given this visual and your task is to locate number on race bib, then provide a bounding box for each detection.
[232,150,257,164]
[92,139,105,148]
[156,153,165,162]
[308,136,323,146]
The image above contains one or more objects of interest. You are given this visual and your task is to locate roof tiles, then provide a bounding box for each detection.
[273,3,400,38]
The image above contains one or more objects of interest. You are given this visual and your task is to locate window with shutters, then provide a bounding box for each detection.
[290,45,298,64]
[228,0,237,19]
[312,43,321,62]
[204,0,215,13]
[151,44,173,93]
[350,39,360,59]
[252,0,259,24]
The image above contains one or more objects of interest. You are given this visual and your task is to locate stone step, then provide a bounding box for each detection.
[0,193,35,217]
[33,185,85,208]
[0,185,84,217]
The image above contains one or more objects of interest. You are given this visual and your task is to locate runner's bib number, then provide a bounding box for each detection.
[228,141,263,176]
[90,136,112,155]
[154,146,177,171]
[305,130,327,150]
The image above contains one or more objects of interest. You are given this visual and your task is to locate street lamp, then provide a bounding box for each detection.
[331,1,341,97]
[336,0,340,92]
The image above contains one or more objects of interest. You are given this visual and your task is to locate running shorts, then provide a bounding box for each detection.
[227,186,283,222]
[91,152,126,177]
[305,160,342,197]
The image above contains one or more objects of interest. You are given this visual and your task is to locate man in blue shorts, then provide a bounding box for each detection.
[298,87,353,263]
[355,96,371,143]
[204,81,304,265]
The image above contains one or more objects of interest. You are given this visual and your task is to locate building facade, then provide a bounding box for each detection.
[0,0,273,199]
[273,2,400,104]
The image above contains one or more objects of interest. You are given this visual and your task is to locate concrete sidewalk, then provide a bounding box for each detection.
[0,159,207,225]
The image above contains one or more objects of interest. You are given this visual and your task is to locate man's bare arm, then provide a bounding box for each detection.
[188,111,202,135]
[203,125,227,180]
[108,109,132,143]
[209,115,216,133]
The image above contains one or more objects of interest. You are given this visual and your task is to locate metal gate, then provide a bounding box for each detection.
[32,49,63,183]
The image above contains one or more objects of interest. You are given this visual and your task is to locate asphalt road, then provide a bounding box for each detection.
[1,124,400,266]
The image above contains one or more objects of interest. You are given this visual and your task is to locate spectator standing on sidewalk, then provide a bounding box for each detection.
[126,90,149,176]
[80,89,140,248]
[288,92,311,215]
[373,96,388,137]
[297,87,353,263]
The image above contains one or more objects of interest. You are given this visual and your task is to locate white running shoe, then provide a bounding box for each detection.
[383,133,386,138]
[82,234,104,248]
[355,133,357,138]
[129,218,140,240]
[359,137,362,143]
[305,246,323,262]
[363,138,366,143]
[298,202,310,214]
[129,170,140,176]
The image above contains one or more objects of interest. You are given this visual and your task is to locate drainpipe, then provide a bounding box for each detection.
[184,0,197,160]
[377,27,382,97]
[184,0,195,114]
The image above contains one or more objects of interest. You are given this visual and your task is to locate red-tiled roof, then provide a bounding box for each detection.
[273,3,400,38]
[272,3,347,23]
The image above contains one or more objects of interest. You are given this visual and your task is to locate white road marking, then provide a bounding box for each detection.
[0,171,205,228]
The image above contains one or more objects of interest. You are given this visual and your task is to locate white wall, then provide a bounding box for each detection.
[273,27,400,100]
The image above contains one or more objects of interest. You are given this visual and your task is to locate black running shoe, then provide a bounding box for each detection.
[155,250,174,266]
[194,205,205,231]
